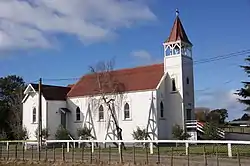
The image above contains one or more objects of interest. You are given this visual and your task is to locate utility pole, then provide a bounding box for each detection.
[38,78,42,156]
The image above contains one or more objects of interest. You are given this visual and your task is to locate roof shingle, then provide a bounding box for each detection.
[67,63,164,97]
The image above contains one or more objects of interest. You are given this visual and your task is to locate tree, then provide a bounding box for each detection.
[172,124,190,140]
[236,56,250,110]
[209,109,228,124]
[89,60,126,149]
[207,109,228,125]
[195,107,210,122]
[202,122,221,140]
[0,75,26,139]
[195,107,228,125]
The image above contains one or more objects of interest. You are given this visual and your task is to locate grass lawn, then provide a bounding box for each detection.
[2,143,250,157]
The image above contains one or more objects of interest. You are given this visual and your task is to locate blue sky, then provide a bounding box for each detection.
[0,0,250,120]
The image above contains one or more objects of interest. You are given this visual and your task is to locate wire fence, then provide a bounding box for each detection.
[0,140,250,165]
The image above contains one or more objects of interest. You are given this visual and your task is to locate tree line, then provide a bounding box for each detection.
[0,75,28,140]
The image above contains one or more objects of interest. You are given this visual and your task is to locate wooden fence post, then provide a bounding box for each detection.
[227,143,232,157]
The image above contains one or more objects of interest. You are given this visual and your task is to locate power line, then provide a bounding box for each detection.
[33,48,250,83]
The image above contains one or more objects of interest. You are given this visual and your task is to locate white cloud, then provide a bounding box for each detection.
[0,0,156,50]
[131,50,152,61]
[196,89,246,120]
[131,50,161,65]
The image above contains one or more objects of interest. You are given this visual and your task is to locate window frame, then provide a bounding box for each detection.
[160,101,164,118]
[32,107,37,123]
[186,77,190,85]
[171,78,177,92]
[186,109,192,120]
[123,103,131,120]
[98,105,104,121]
[76,107,81,121]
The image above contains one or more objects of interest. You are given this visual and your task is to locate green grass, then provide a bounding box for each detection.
[2,144,250,157]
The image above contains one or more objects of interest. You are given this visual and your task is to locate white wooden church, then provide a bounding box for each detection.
[22,12,197,141]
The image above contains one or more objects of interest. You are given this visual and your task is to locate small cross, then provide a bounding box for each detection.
[176,8,179,16]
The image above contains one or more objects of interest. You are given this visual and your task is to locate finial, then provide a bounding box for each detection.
[176,8,179,17]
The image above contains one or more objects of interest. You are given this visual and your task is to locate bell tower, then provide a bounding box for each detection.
[163,9,195,137]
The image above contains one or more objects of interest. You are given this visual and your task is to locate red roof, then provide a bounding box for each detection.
[165,16,192,45]
[67,63,164,97]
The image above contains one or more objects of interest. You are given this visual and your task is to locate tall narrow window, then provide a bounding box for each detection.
[186,109,192,120]
[99,105,104,121]
[172,78,177,91]
[186,77,190,85]
[32,107,36,123]
[124,103,130,120]
[160,102,164,118]
[76,107,81,121]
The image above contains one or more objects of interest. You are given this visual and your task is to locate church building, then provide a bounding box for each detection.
[22,11,197,141]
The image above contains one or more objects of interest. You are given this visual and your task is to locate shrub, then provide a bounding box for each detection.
[0,131,7,141]
[55,125,71,140]
[172,124,190,140]
[132,126,149,147]
[35,128,50,140]
[77,126,94,140]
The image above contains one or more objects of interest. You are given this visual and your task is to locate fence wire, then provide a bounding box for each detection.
[0,141,249,166]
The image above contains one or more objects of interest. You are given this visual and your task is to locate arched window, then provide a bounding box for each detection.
[172,78,177,91]
[186,77,190,85]
[124,103,130,120]
[160,102,164,118]
[99,105,104,121]
[32,107,36,123]
[76,107,81,121]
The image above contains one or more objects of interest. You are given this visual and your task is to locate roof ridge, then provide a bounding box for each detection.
[83,62,164,76]
[31,83,69,88]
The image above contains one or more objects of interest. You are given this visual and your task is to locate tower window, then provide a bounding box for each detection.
[172,78,177,91]
[76,107,81,121]
[160,102,164,118]
[186,77,189,85]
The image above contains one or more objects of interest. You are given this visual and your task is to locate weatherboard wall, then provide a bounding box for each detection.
[22,92,47,141]
[66,90,159,141]
[47,100,67,140]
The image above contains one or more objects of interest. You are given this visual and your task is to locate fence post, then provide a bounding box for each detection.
[15,144,17,160]
[67,141,70,152]
[0,144,2,160]
[118,142,121,154]
[62,144,65,161]
[237,148,241,166]
[133,144,136,165]
[24,142,27,151]
[227,143,232,157]
[6,142,9,151]
[171,147,173,166]
[150,142,153,154]
[91,141,94,153]
[185,142,189,155]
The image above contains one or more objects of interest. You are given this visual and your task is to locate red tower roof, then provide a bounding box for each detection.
[165,14,192,45]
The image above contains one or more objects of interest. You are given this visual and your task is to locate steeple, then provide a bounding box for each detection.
[164,9,192,46]
[163,9,193,58]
